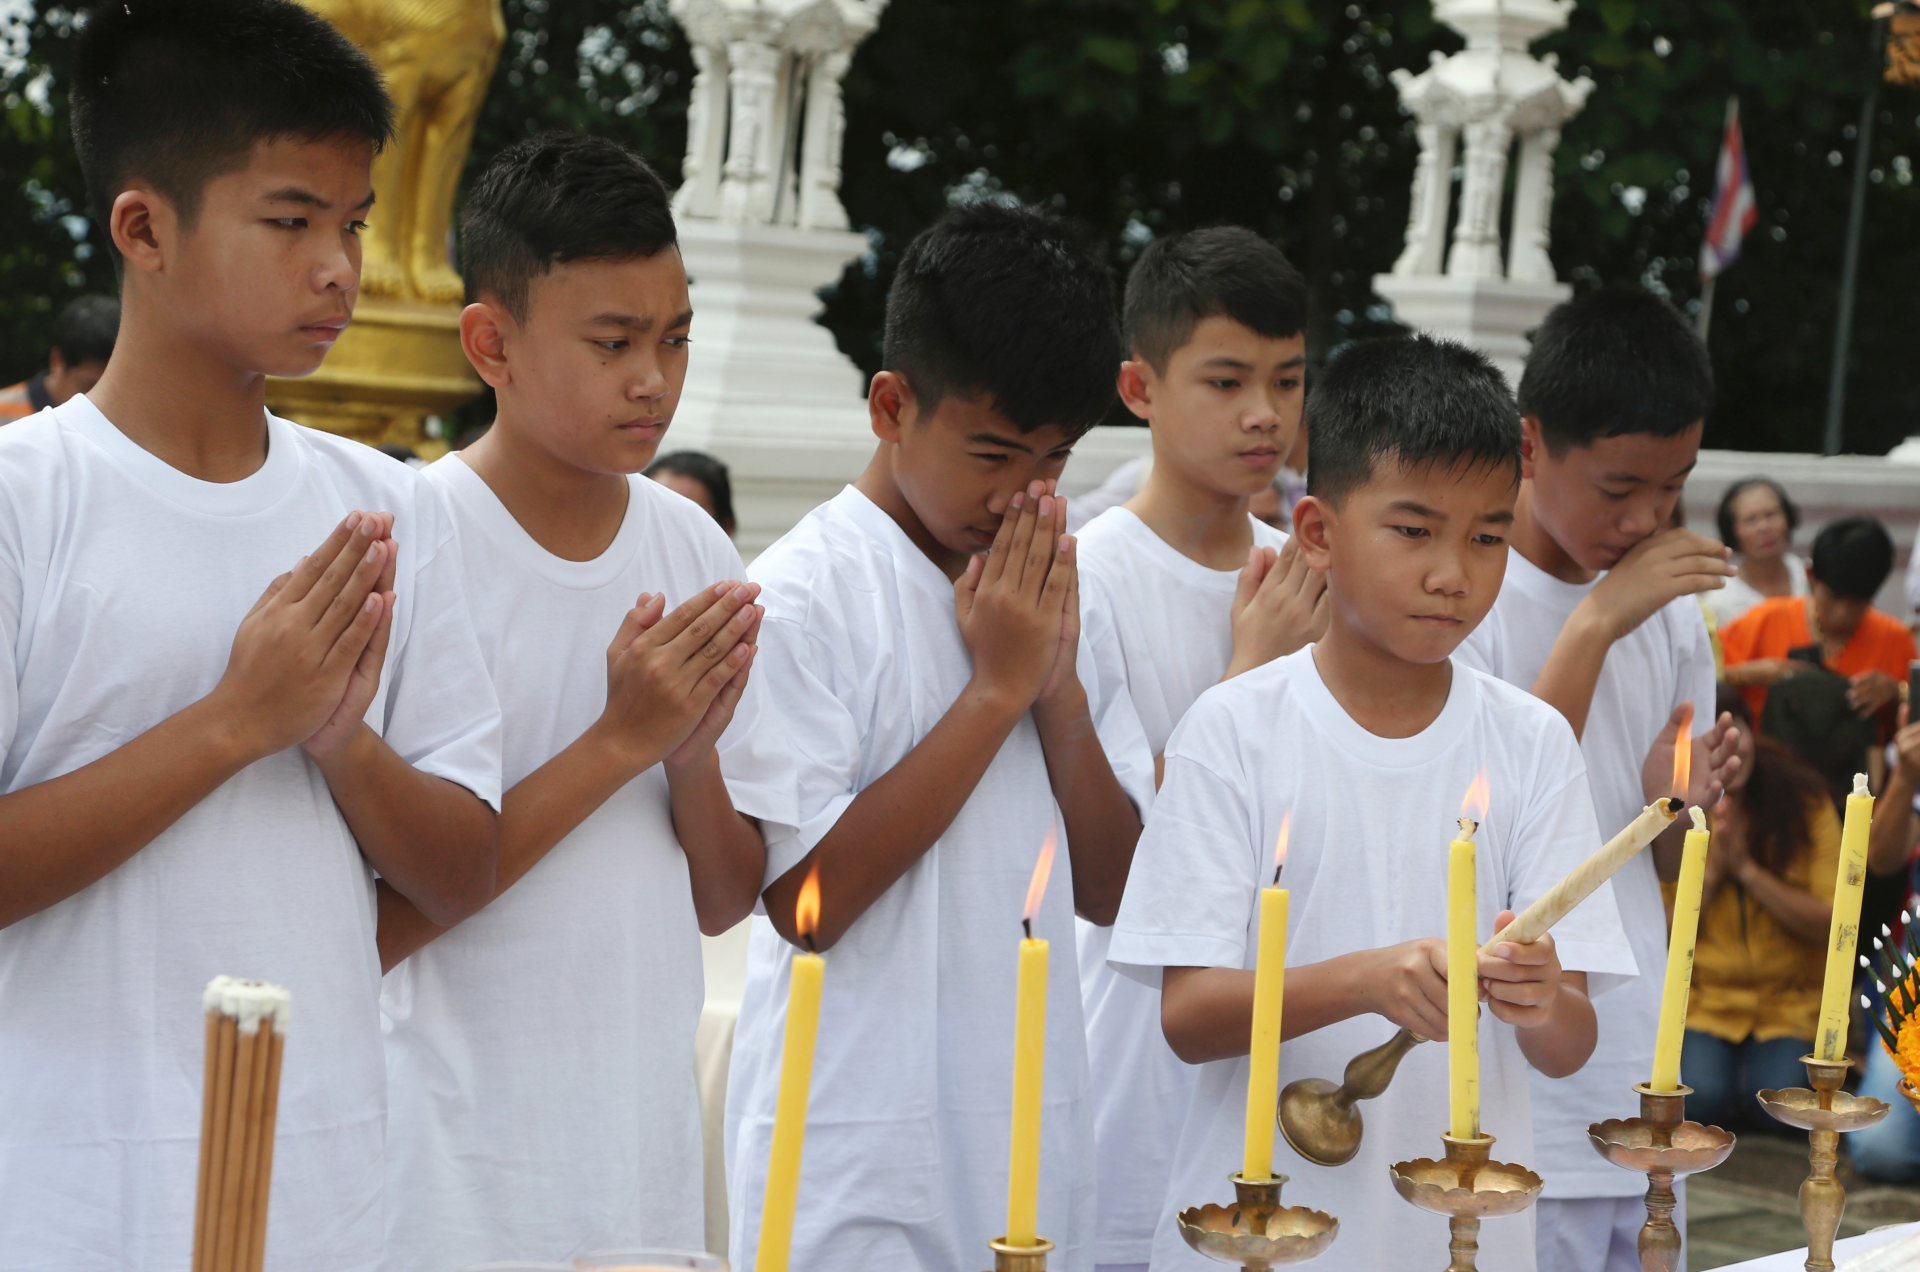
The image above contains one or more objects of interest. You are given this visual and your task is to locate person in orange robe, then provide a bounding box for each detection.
[1722,515,1915,725]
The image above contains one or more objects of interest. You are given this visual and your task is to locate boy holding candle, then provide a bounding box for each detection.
[0,3,505,1267]
[1452,288,1736,1272]
[1074,225,1323,1272]
[724,202,1155,1272]
[1108,334,1637,1272]
[376,133,785,1271]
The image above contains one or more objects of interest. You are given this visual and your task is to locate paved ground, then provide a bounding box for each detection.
[1688,1126,1920,1268]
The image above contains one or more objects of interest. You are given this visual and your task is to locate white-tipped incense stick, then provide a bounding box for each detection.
[192,977,290,1272]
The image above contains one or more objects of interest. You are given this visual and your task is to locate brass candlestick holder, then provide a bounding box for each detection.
[1757,1056,1891,1272]
[1176,1173,1340,1269]
[1279,1028,1424,1166]
[1389,1133,1542,1272]
[1587,1083,1736,1272]
[982,1235,1053,1271]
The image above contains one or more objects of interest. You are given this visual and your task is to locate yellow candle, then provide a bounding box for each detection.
[758,868,824,1272]
[1816,774,1875,1062]
[1650,808,1711,1091]
[1006,832,1056,1248]
[1242,818,1290,1181]
[1449,823,1480,1139]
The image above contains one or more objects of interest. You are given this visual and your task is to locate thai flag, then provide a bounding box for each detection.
[1700,98,1758,282]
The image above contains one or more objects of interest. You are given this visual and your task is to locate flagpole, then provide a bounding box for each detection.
[1697,275,1716,343]
[1823,13,1892,455]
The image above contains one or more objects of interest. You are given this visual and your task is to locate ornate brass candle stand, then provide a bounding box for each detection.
[1389,1133,1541,1272]
[1587,1083,1736,1272]
[1278,1028,1425,1166]
[1176,1173,1339,1269]
[982,1236,1053,1271]
[1756,1056,1891,1272]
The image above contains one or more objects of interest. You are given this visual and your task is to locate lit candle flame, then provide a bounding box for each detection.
[1272,813,1290,886]
[1671,703,1694,801]
[1022,829,1057,932]
[1460,769,1490,828]
[796,861,821,950]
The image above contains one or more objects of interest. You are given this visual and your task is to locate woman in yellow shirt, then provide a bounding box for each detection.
[1682,687,1840,1129]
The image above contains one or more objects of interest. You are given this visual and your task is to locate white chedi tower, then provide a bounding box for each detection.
[1372,0,1593,387]
[664,0,889,555]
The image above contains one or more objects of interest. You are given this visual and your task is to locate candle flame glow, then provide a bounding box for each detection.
[1671,703,1694,799]
[1022,830,1057,926]
[796,861,821,943]
[1460,770,1490,824]
[1273,813,1290,880]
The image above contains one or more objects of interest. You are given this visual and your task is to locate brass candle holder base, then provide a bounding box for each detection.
[1389,1133,1542,1272]
[1587,1083,1736,1272]
[1176,1173,1340,1268]
[1900,1077,1920,1117]
[1757,1055,1891,1272]
[982,1235,1053,1271]
[1278,1028,1424,1166]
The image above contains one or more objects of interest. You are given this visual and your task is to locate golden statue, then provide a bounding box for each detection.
[268,0,506,451]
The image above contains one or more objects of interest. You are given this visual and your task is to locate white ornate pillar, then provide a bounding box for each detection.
[1392,118,1458,278]
[1506,125,1561,284]
[673,41,729,221]
[796,49,854,231]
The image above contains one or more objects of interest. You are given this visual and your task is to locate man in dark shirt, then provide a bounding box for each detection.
[1,294,119,422]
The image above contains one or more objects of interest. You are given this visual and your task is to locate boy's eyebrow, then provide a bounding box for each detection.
[1479,509,1516,524]
[587,309,695,331]
[1602,458,1698,484]
[260,187,377,212]
[1386,499,1446,518]
[967,431,1034,453]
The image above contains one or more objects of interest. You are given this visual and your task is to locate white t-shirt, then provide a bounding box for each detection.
[1705,551,1807,628]
[380,459,795,1271]
[723,486,1155,1272]
[1108,649,1637,1272]
[1456,551,1715,1198]
[1072,506,1287,1265]
[0,396,502,1272]
[1066,454,1148,534]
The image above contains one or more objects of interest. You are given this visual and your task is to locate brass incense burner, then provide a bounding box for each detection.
[1587,1084,1736,1272]
[981,1236,1053,1272]
[1176,1174,1339,1269]
[1389,1133,1541,1272]
[1756,1056,1891,1272]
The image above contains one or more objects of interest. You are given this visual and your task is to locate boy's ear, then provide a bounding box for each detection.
[1116,359,1155,423]
[109,185,170,277]
[458,301,513,390]
[1292,494,1335,571]
[1519,415,1546,481]
[869,369,913,444]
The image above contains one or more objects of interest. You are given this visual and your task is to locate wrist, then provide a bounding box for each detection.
[585,716,663,778]
[188,691,275,770]
[1033,671,1088,722]
[1568,595,1625,647]
[308,719,377,777]
[664,741,719,784]
[962,676,1037,727]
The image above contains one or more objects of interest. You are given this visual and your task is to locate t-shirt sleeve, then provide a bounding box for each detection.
[1108,719,1258,988]
[0,497,19,771]
[747,612,862,886]
[702,538,799,842]
[1078,567,1155,821]
[1671,599,1718,740]
[376,485,504,810]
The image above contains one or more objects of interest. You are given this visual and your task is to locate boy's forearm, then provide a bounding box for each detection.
[1033,676,1142,926]
[1161,956,1377,1065]
[1530,604,1616,741]
[1514,974,1595,1078]
[316,724,498,926]
[0,694,261,928]
[665,748,766,936]
[764,679,1027,951]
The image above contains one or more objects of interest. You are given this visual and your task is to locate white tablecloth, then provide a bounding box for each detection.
[1715,1221,1920,1269]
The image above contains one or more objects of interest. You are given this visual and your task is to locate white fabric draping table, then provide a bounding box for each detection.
[1712,1221,1920,1269]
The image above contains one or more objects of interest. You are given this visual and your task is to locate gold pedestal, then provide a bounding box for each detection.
[1175,1173,1339,1269]
[982,1235,1053,1271]
[1390,1133,1542,1272]
[1757,1056,1892,1271]
[1279,1027,1424,1167]
[1588,1084,1736,1272]
[266,299,479,454]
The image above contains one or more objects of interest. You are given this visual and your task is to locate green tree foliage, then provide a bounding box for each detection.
[3,1,1915,453]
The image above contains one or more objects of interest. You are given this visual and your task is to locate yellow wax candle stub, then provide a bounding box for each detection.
[756,950,823,1272]
[1243,886,1288,1181]
[1448,834,1479,1139]
[1650,810,1710,1091]
[1816,776,1873,1062]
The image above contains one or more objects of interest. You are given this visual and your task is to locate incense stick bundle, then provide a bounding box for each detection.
[191,976,290,1272]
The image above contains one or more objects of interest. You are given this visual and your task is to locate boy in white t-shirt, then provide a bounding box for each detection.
[375,133,786,1271]
[0,4,504,1268]
[1075,226,1325,1272]
[1109,335,1638,1272]
[724,204,1155,1272]
[1453,289,1739,1272]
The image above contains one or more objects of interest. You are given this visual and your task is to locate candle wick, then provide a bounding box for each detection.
[1022,917,1032,941]
[1688,805,1707,832]
[1664,796,1684,814]
[1272,863,1284,888]
[802,933,817,954]
[1458,818,1479,840]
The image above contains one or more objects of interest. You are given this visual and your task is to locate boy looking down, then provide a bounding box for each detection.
[724,204,1154,1272]
[0,3,502,1267]
[1454,289,1738,1272]
[377,133,783,1271]
[1074,226,1324,1272]
[1109,335,1635,1272]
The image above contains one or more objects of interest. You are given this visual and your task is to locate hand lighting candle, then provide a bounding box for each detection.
[757,863,824,1272]
[1242,816,1290,1182]
[1816,773,1875,1062]
[1449,775,1488,1140]
[1005,831,1057,1250]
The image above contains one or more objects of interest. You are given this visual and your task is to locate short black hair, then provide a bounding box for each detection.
[1715,477,1800,551]
[647,449,735,529]
[1517,288,1714,455]
[462,132,677,322]
[883,202,1119,438]
[71,0,393,263]
[1123,226,1306,370]
[1306,335,1520,506]
[1809,516,1893,601]
[50,295,120,366]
